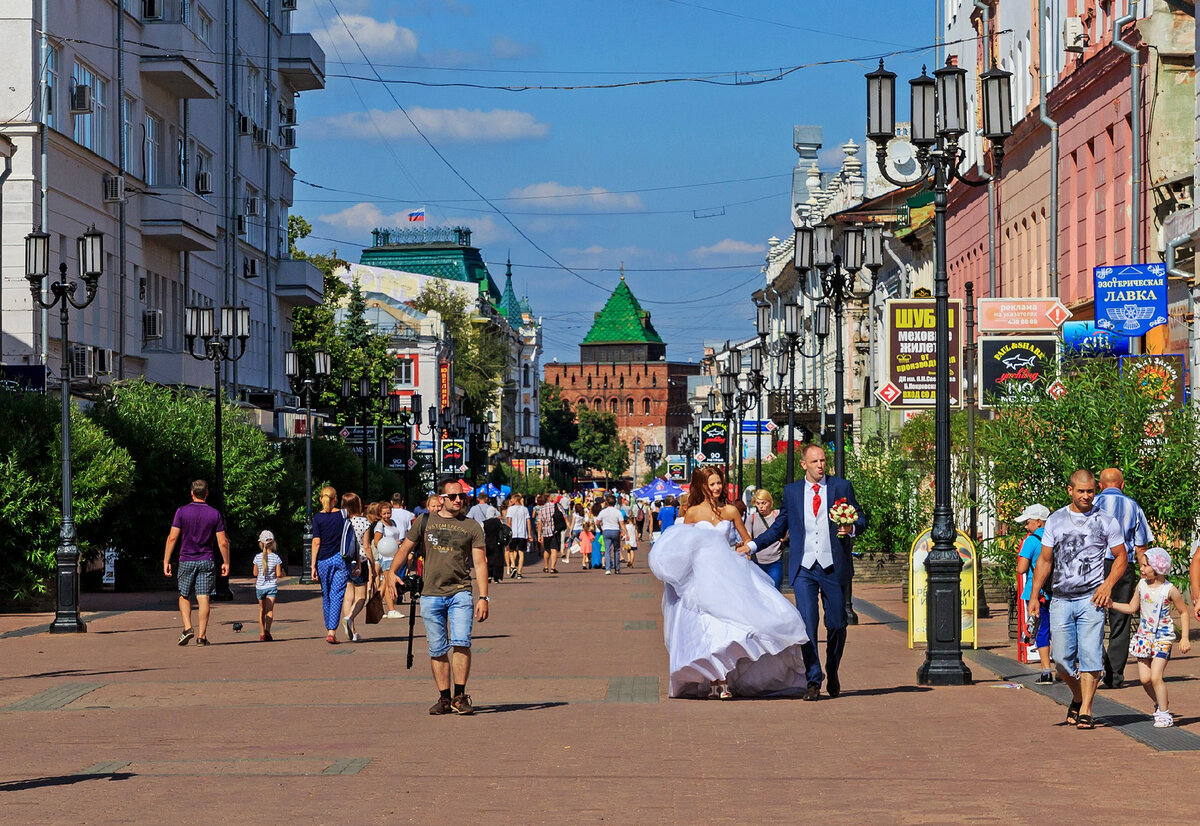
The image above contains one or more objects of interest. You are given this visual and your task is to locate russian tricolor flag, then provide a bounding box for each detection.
[407,207,425,222]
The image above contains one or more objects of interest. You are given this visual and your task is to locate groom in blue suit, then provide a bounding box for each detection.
[739,443,866,700]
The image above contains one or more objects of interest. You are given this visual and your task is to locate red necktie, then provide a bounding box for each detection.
[812,484,821,517]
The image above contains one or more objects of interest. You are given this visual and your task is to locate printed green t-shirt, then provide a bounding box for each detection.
[406,512,485,597]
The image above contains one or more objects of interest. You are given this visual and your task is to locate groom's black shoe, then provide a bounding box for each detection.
[826,671,841,699]
[803,683,820,701]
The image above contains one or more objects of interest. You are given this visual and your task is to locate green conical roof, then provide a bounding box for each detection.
[519,294,532,316]
[497,259,523,323]
[581,276,663,345]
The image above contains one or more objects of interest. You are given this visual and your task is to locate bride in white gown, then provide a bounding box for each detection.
[648,466,810,699]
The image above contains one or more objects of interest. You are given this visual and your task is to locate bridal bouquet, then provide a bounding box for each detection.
[828,498,858,526]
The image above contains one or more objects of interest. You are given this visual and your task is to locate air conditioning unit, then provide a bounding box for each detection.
[1064,17,1088,53]
[70,345,95,380]
[142,0,164,19]
[103,175,126,204]
[195,170,213,194]
[244,258,260,278]
[70,84,92,114]
[281,0,297,10]
[253,124,267,145]
[279,105,296,126]
[236,214,248,236]
[279,126,297,149]
[245,196,260,216]
[238,113,252,135]
[94,348,114,375]
[142,308,164,340]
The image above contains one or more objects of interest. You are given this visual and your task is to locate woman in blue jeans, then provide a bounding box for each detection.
[744,489,784,590]
[309,486,348,644]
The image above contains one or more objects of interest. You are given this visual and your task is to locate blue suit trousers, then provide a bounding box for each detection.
[793,562,847,687]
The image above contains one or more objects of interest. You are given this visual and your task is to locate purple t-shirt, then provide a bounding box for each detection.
[172,501,226,562]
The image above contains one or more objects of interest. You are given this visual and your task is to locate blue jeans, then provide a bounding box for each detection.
[420,590,474,658]
[602,530,621,572]
[1050,595,1106,677]
[316,555,349,631]
[756,558,784,590]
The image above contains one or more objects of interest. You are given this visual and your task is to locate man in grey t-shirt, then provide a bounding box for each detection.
[1029,469,1126,730]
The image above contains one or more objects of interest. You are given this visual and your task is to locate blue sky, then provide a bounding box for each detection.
[291,1,938,363]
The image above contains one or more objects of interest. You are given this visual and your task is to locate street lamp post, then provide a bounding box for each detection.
[185,302,250,602]
[796,222,883,478]
[285,348,331,585]
[867,55,1012,685]
[340,374,390,501]
[25,225,104,633]
[780,297,828,484]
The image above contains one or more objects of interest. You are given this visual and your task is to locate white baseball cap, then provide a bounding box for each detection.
[1015,504,1050,522]
[258,530,275,543]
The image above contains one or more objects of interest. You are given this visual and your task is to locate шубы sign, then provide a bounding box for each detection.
[978,336,1057,409]
[885,299,963,408]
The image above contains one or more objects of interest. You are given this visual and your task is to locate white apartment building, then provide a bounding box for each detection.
[0,0,325,409]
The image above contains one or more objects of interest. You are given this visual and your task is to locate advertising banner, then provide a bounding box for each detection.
[440,439,465,474]
[699,419,729,466]
[1093,263,1168,337]
[439,362,451,411]
[0,364,48,393]
[977,298,1070,332]
[1061,321,1132,358]
[1120,354,1186,410]
[883,299,962,408]
[666,455,687,482]
[907,529,978,649]
[977,336,1058,409]
[381,426,411,471]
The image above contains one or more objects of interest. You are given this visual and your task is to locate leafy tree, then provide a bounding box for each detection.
[410,279,509,415]
[539,381,577,453]
[572,408,629,482]
[0,392,133,602]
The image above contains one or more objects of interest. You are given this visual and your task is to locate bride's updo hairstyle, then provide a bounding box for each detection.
[685,466,727,511]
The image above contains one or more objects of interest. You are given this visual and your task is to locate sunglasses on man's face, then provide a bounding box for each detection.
[443,493,467,501]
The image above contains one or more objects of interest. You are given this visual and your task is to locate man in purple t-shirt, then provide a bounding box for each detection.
[163,480,230,646]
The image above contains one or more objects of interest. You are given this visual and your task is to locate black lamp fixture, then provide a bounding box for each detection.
[286,348,331,584]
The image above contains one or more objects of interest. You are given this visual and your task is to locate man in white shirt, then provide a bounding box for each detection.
[505,494,531,580]
[466,492,498,526]
[389,494,416,536]
[597,495,626,575]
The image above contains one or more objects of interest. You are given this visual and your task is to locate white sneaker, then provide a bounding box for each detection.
[385,610,403,619]
[604,570,613,575]
[1154,710,1174,728]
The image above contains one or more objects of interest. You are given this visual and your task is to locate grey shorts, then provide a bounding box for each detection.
[178,559,215,598]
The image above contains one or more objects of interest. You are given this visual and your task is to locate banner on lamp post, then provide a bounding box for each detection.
[884,298,963,408]
[440,439,464,475]
[699,419,728,466]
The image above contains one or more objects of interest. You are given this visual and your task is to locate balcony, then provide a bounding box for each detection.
[278,33,326,91]
[139,21,218,99]
[140,185,218,251]
[276,259,323,306]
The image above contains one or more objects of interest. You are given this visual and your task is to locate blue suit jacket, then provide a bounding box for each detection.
[751,475,867,587]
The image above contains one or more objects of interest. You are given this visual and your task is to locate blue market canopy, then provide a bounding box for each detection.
[633,477,683,501]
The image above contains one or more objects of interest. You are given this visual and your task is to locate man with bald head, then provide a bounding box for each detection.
[1029,469,1127,729]
[1093,467,1153,689]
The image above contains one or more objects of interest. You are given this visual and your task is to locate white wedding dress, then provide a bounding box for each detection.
[649,520,810,698]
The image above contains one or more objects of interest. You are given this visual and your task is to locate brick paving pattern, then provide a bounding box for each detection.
[2,569,1199,822]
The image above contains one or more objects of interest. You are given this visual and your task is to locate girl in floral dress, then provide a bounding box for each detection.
[1110,548,1191,727]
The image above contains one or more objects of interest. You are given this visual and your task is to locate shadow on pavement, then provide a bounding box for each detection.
[0,773,134,792]
[3,667,164,681]
[839,685,934,698]
[475,702,569,715]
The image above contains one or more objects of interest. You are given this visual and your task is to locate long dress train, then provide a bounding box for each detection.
[648,520,809,698]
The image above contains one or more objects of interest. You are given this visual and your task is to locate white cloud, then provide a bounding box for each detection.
[491,35,542,60]
[307,107,550,143]
[690,239,764,259]
[310,14,419,59]
[506,182,644,212]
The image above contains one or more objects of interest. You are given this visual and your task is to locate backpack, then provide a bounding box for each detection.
[339,518,360,562]
[498,523,513,545]
[552,504,568,533]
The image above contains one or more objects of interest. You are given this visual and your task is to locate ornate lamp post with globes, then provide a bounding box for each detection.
[185,302,250,601]
[285,348,330,584]
[865,55,1012,685]
[25,225,104,633]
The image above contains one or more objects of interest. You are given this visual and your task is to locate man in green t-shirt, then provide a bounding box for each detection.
[387,479,488,715]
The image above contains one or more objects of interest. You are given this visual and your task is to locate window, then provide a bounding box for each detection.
[643,398,651,415]
[72,62,109,158]
[609,399,617,414]
[395,356,414,386]
[144,113,162,185]
[586,375,592,389]
[594,397,602,409]
[577,401,587,411]
[523,364,530,387]
[245,185,264,249]
[243,63,265,126]
[197,8,213,46]
[121,96,134,169]
[652,374,657,387]
[523,409,532,436]
[626,398,633,415]
[619,375,624,388]
[196,148,213,195]
[42,44,58,129]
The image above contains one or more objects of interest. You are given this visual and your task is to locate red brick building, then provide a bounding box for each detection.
[543,277,699,477]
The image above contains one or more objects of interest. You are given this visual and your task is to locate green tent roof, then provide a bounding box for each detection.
[581,276,664,345]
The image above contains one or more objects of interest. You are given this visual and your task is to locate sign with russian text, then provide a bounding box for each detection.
[440,439,464,474]
[699,418,728,466]
[885,298,963,408]
[381,426,411,471]
[1120,354,1186,410]
[666,455,687,482]
[907,529,978,649]
[1093,263,1168,337]
[977,298,1071,332]
[978,336,1058,409]
[438,362,451,411]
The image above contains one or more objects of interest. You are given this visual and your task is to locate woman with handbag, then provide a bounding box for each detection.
[311,486,347,645]
[340,493,375,643]
[744,489,784,590]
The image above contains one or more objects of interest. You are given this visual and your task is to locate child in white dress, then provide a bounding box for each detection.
[1110,548,1191,727]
